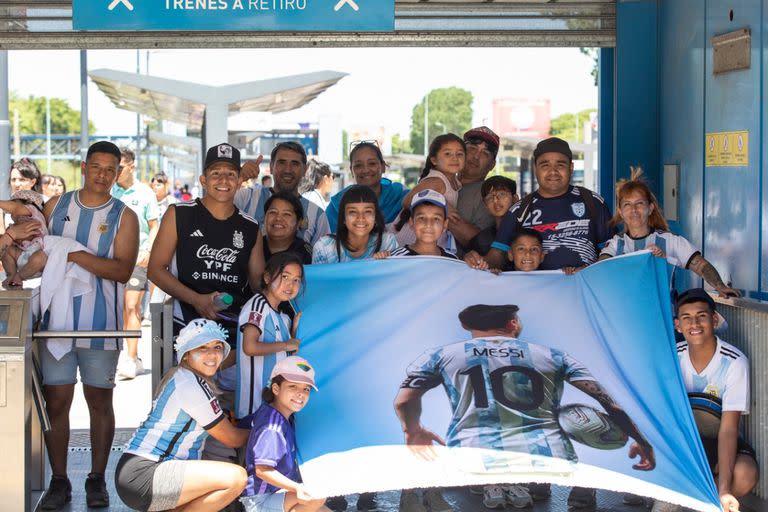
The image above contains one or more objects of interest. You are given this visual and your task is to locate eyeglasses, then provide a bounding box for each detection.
[483,190,513,204]
[349,140,380,151]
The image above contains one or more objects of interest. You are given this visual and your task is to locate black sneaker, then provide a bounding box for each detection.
[357,492,378,511]
[85,473,110,508]
[567,487,596,511]
[40,475,72,510]
[327,495,349,511]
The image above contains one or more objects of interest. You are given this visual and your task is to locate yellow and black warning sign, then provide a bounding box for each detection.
[705,130,749,167]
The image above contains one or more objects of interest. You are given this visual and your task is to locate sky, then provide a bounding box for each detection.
[8,47,597,139]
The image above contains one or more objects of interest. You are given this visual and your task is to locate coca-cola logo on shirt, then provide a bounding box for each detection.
[196,244,239,272]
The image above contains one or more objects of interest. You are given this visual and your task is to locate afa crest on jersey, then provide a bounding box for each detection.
[233,230,244,249]
[572,202,586,218]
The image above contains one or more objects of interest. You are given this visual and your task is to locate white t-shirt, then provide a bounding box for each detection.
[677,337,750,414]
[601,230,699,268]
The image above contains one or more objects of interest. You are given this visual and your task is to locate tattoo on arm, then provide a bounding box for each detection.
[688,255,727,288]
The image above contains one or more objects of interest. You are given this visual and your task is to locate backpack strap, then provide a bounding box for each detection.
[576,185,599,247]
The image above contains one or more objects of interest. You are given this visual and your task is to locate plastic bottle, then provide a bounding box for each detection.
[212,292,233,311]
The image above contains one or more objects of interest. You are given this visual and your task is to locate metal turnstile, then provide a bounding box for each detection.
[0,287,46,512]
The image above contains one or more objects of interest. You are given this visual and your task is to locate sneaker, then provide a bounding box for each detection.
[527,483,551,501]
[651,501,682,512]
[482,486,507,509]
[424,488,453,512]
[503,485,534,509]
[117,357,144,380]
[567,487,596,511]
[623,493,646,506]
[357,492,378,511]
[327,495,349,511]
[400,490,427,512]
[40,476,72,510]
[84,473,110,508]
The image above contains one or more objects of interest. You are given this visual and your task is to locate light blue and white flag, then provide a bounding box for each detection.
[291,252,719,512]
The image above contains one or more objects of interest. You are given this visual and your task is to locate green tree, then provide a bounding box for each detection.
[550,109,596,143]
[410,87,473,155]
[10,92,95,135]
[391,133,412,155]
[580,48,599,86]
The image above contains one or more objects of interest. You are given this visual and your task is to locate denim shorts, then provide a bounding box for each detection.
[39,344,120,389]
[240,492,286,512]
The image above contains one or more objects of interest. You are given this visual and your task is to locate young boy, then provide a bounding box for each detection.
[389,189,458,259]
[465,176,518,257]
[507,228,545,272]
[671,288,758,512]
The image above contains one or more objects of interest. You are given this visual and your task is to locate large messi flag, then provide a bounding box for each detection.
[291,252,720,512]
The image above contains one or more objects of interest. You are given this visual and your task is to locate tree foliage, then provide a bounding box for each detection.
[391,133,412,155]
[550,109,597,143]
[410,87,473,155]
[9,92,95,135]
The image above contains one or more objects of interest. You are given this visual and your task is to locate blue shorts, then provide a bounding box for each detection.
[240,492,286,512]
[39,344,120,389]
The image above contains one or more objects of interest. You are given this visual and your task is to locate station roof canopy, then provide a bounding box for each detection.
[2,0,616,48]
[88,69,348,130]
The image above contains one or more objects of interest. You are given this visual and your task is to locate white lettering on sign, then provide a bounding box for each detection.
[334,0,358,11]
[165,0,307,9]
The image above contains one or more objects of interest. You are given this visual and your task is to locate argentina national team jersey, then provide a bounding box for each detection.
[601,230,700,268]
[677,337,750,413]
[234,185,330,246]
[404,336,596,461]
[125,367,225,461]
[47,191,127,350]
[235,293,293,419]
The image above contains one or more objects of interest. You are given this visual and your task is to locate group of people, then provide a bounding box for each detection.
[1,125,757,512]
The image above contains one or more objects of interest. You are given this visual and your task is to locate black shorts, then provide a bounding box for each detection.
[115,453,185,512]
[701,436,757,472]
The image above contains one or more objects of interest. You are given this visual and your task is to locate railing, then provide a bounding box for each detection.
[149,297,175,394]
[713,295,768,500]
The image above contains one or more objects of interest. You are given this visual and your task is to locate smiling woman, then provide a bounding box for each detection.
[114,319,250,512]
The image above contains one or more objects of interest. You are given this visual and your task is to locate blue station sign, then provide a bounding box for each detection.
[73,0,394,32]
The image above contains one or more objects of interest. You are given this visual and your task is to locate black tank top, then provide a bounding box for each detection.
[174,199,259,339]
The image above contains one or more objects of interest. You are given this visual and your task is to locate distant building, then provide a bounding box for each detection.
[492,98,551,140]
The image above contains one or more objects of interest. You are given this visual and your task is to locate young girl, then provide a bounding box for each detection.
[312,185,397,264]
[396,134,465,250]
[240,356,329,512]
[236,252,305,421]
[0,189,49,286]
[599,168,740,297]
[115,319,250,512]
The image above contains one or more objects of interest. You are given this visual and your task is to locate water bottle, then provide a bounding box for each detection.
[212,292,233,311]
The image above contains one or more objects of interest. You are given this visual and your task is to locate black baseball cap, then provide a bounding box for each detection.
[675,288,716,315]
[204,143,241,172]
[459,304,519,331]
[533,137,573,163]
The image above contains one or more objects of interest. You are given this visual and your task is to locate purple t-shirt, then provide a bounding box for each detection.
[243,402,301,497]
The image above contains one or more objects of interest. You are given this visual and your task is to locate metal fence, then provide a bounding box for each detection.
[715,298,768,499]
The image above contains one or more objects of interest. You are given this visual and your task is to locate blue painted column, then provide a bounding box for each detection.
[614,0,660,195]
[598,48,614,210]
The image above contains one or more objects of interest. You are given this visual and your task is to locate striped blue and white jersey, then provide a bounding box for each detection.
[677,337,750,414]
[402,336,595,461]
[235,292,293,419]
[112,180,159,252]
[125,367,225,462]
[601,230,699,268]
[234,185,330,246]
[46,191,128,350]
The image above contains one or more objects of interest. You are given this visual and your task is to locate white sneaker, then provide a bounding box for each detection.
[482,486,507,509]
[117,357,143,380]
[503,485,533,509]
